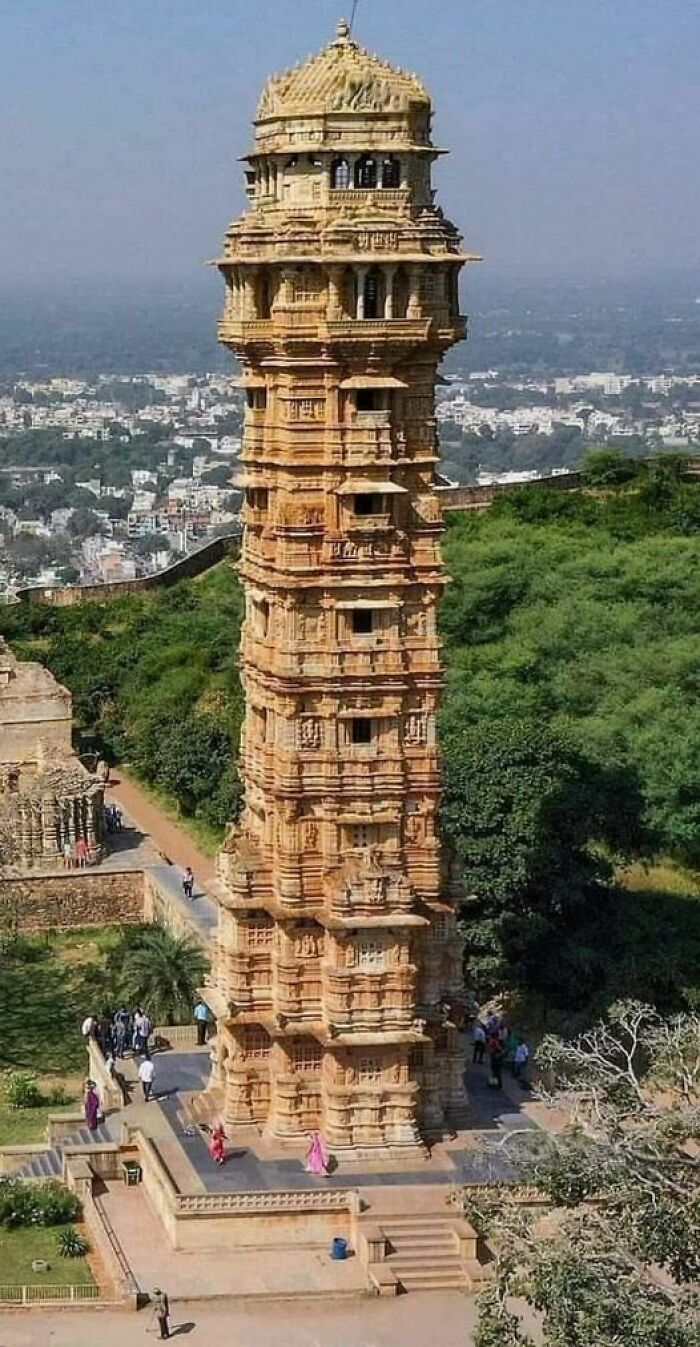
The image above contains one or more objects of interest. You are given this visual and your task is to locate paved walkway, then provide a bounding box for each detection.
[97,1183,365,1302]
[106,769,217,884]
[0,1292,478,1346]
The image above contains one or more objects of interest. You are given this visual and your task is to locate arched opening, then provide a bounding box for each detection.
[381,157,401,189]
[331,157,351,189]
[363,268,384,320]
[355,155,377,189]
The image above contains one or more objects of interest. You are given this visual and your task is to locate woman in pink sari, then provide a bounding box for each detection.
[305,1130,329,1176]
[84,1081,100,1131]
[209,1122,226,1166]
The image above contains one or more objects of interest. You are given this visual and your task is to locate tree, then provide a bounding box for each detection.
[110,926,208,1025]
[461,1003,700,1347]
[581,446,639,487]
[439,718,648,1002]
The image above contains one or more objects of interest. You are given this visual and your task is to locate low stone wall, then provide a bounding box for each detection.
[6,868,144,933]
[143,871,210,949]
[15,533,240,608]
[135,1130,358,1253]
[439,471,583,513]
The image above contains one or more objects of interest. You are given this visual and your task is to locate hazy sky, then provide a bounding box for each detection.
[1,0,699,285]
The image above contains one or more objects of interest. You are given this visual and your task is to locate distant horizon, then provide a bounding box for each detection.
[1,0,699,287]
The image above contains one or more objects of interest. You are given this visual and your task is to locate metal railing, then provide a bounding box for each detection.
[0,1283,101,1303]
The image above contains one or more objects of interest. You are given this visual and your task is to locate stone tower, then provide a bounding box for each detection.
[210,18,475,1155]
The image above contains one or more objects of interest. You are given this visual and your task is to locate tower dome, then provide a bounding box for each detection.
[257,18,430,121]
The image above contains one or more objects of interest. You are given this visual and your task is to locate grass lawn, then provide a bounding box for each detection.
[0,1226,94,1286]
[0,926,122,1077]
[0,1102,78,1148]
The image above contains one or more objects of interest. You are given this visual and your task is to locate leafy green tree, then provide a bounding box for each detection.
[581,446,639,487]
[439,717,648,1002]
[110,926,208,1025]
[463,1003,700,1347]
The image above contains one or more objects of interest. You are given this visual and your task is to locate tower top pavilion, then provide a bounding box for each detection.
[257,18,430,121]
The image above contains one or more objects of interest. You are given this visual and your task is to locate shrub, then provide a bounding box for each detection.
[4,1071,44,1110]
[0,1178,80,1229]
[34,1181,81,1226]
[0,1179,41,1228]
[56,1226,89,1259]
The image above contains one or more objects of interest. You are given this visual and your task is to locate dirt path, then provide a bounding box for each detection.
[106,769,217,885]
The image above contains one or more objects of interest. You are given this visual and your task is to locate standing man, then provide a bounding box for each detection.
[514,1039,530,1085]
[138,1056,155,1102]
[472,1020,486,1065]
[152,1288,170,1340]
[182,866,195,901]
[193,998,210,1047]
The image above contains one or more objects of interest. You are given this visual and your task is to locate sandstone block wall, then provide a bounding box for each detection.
[5,869,145,933]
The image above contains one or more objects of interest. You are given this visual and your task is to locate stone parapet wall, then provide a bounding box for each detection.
[15,533,240,608]
[5,869,144,933]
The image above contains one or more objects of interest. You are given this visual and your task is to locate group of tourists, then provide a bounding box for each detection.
[471,1012,530,1090]
[103,803,123,833]
[62,836,92,868]
[82,1006,154,1060]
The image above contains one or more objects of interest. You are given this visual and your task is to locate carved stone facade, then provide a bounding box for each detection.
[210,20,476,1154]
[0,639,104,869]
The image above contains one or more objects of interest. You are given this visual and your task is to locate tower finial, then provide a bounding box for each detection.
[335,17,351,42]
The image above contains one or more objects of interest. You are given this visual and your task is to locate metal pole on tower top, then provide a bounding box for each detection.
[349,0,359,34]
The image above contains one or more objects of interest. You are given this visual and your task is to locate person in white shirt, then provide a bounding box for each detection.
[514,1041,530,1084]
[138,1057,155,1102]
[81,1015,96,1039]
[472,1021,486,1064]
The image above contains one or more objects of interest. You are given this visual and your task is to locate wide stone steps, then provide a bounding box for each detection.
[13,1123,113,1180]
[374,1213,473,1293]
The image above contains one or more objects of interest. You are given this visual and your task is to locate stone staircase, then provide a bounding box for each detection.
[361,1208,487,1295]
[178,1086,224,1129]
[13,1123,113,1181]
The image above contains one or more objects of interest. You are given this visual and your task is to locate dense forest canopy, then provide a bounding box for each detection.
[1,477,698,1019]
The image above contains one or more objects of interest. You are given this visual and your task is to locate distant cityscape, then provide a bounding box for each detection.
[2,274,700,596]
[1,358,700,597]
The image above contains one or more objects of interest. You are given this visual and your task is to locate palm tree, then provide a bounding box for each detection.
[116,927,208,1026]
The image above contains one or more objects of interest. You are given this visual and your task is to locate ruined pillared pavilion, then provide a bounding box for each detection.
[209,19,477,1155]
[0,639,104,870]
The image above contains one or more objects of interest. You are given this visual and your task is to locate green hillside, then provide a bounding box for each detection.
[2,477,698,1020]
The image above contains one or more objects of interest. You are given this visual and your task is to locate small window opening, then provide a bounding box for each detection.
[356,388,379,412]
[355,156,377,189]
[382,157,401,189]
[351,609,374,635]
[351,718,372,745]
[354,493,383,516]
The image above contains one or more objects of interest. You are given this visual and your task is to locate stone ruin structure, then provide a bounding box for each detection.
[0,639,104,869]
[208,19,477,1155]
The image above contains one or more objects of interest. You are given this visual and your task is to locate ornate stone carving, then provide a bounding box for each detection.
[212,19,470,1151]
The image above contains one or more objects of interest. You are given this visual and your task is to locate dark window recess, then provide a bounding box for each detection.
[246,388,267,411]
[382,157,401,188]
[356,388,379,412]
[351,609,374,635]
[351,718,372,745]
[355,156,377,189]
[364,274,380,320]
[354,494,383,516]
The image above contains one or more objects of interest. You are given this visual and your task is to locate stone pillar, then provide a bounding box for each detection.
[326,266,344,320]
[242,268,258,320]
[356,265,368,320]
[407,267,422,319]
[384,265,397,319]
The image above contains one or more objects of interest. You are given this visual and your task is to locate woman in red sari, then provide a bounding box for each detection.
[209,1122,226,1166]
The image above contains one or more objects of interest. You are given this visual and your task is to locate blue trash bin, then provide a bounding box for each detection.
[331,1236,348,1260]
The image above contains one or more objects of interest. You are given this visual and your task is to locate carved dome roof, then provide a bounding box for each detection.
[257,18,430,120]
